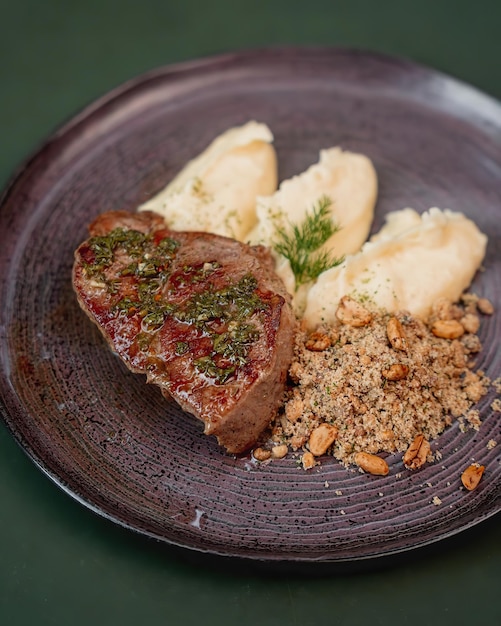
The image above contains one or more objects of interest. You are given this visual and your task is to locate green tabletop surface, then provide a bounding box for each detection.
[1,1,500,624]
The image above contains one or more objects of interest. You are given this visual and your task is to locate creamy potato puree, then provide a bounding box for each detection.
[248,147,377,294]
[138,121,277,240]
[303,208,487,328]
[139,122,487,328]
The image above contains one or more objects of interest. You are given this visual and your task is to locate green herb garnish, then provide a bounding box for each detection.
[194,356,236,384]
[176,274,266,326]
[273,195,344,289]
[85,222,265,384]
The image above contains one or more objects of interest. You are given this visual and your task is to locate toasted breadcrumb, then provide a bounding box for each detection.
[268,295,493,467]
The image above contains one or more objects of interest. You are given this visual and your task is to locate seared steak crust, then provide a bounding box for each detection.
[73,211,295,453]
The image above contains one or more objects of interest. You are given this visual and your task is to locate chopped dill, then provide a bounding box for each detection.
[272,195,344,289]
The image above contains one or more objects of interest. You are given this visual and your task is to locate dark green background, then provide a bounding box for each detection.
[1,1,499,624]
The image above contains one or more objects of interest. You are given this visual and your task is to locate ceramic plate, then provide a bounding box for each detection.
[0,48,499,562]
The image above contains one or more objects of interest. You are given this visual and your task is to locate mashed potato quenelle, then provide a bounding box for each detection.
[303,208,488,328]
[139,121,488,330]
[248,147,378,298]
[138,121,278,240]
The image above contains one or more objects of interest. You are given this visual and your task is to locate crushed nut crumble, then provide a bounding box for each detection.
[266,295,494,468]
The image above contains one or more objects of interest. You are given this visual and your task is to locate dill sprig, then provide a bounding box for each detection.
[273,195,344,289]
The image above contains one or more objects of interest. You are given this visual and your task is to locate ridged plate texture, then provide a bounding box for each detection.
[0,48,499,562]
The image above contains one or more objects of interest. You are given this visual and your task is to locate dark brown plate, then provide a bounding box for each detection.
[0,48,499,562]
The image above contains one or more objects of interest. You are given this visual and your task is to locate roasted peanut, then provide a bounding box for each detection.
[382,363,409,381]
[431,319,465,339]
[477,297,494,315]
[387,317,408,351]
[301,451,316,470]
[461,463,485,490]
[271,444,288,459]
[354,452,389,476]
[253,447,271,462]
[305,331,332,352]
[308,423,338,456]
[336,296,372,327]
[403,434,430,469]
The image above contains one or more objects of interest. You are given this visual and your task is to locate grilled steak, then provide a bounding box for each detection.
[73,210,295,453]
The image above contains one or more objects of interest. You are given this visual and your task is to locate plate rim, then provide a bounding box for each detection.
[0,46,500,563]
